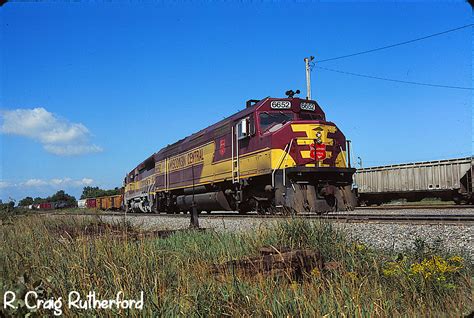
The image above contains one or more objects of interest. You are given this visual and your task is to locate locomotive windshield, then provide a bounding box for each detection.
[259,111,294,133]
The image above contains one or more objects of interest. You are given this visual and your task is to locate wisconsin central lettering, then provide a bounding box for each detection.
[168,149,204,171]
[187,149,204,164]
[169,156,186,171]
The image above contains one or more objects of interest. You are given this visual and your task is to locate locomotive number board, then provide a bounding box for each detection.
[300,102,315,111]
[270,100,291,109]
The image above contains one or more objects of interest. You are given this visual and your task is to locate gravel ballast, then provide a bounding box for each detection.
[332,207,474,215]
[99,210,474,260]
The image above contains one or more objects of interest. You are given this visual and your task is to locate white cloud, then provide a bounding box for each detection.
[22,179,49,187]
[80,178,94,186]
[0,107,103,156]
[19,178,95,188]
[0,181,10,189]
[44,144,102,156]
[0,178,96,189]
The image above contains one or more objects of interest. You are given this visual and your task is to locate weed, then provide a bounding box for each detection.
[0,215,472,317]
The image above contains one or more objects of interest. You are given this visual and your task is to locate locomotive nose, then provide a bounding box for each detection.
[287,122,348,168]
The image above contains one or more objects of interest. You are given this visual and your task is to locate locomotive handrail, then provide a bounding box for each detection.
[231,125,240,184]
[282,138,295,186]
[339,146,348,168]
[272,138,294,188]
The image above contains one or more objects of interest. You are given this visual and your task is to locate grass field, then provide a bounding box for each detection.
[0,213,472,317]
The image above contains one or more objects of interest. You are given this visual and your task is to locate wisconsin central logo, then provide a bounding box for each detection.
[219,139,226,156]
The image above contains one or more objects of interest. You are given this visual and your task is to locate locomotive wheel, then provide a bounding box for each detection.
[237,202,251,214]
[324,195,337,212]
[239,197,259,214]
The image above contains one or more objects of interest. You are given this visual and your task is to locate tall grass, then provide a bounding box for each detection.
[0,215,472,317]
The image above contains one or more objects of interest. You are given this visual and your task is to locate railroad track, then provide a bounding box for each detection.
[43,210,474,224]
[356,204,474,210]
[319,213,474,223]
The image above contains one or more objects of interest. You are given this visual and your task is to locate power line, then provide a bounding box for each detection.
[316,66,473,90]
[316,24,473,63]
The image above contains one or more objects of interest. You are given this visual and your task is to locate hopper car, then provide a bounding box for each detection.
[124,95,356,214]
[354,157,474,205]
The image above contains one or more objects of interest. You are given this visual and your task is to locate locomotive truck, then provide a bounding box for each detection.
[124,95,357,214]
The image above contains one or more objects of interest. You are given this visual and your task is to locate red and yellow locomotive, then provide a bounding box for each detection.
[124,95,356,214]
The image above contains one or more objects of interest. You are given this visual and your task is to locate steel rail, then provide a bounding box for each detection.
[357,205,474,210]
[39,210,474,224]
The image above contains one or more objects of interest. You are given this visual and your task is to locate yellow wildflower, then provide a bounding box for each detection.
[382,261,404,277]
[311,268,321,278]
[409,255,463,280]
[448,255,464,264]
[347,271,357,280]
[290,281,298,291]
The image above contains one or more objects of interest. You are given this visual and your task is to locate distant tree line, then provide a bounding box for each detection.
[0,201,15,213]
[17,187,120,208]
[80,186,121,199]
[18,190,77,207]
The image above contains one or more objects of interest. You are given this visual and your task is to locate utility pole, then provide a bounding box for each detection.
[304,56,314,100]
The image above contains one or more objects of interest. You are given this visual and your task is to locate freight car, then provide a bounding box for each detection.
[30,201,76,210]
[78,199,87,209]
[124,95,356,214]
[354,157,474,205]
[39,202,52,210]
[96,195,123,211]
[86,198,97,208]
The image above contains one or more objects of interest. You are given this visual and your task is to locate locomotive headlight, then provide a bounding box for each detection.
[316,138,322,144]
[316,132,322,138]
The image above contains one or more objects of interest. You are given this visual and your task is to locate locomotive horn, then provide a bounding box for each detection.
[285,90,300,98]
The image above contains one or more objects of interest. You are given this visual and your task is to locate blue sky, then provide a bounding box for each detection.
[0,2,472,202]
